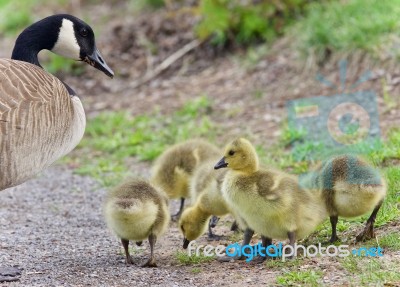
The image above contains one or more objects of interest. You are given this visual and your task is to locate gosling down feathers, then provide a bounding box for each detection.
[215,138,327,253]
[179,158,230,247]
[104,178,170,267]
[0,14,113,191]
[302,155,386,242]
[151,139,221,220]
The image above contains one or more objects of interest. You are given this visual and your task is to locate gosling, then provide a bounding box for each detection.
[179,159,230,247]
[214,138,327,253]
[104,178,169,267]
[301,155,386,242]
[151,139,221,220]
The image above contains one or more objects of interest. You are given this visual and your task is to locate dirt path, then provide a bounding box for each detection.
[1,165,399,286]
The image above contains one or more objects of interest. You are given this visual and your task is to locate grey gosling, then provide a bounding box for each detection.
[302,155,386,243]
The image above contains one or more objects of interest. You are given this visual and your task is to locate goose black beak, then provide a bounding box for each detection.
[183,238,190,249]
[83,46,114,78]
[214,157,228,170]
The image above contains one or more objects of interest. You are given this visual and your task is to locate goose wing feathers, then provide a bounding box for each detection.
[0,58,78,190]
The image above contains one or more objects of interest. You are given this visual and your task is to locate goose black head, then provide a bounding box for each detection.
[12,14,114,78]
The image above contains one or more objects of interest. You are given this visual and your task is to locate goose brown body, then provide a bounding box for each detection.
[0,14,113,192]
[0,59,85,190]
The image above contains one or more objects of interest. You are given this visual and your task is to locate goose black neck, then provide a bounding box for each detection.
[11,16,60,67]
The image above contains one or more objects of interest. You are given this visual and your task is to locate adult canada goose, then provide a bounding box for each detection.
[215,138,327,259]
[104,178,170,267]
[301,155,386,242]
[0,14,113,191]
[151,139,221,220]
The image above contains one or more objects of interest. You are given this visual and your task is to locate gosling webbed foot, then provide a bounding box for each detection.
[141,258,157,268]
[171,214,180,222]
[356,221,375,242]
[251,255,267,264]
[216,255,246,262]
[356,201,382,242]
[136,241,143,246]
[125,256,134,265]
[324,235,340,245]
[207,233,223,241]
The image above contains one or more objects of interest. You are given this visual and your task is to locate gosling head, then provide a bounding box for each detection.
[214,138,259,173]
[179,207,208,249]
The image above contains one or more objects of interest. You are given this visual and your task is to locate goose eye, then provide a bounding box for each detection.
[228,150,235,156]
[80,28,88,37]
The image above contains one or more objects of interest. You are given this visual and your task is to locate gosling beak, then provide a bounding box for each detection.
[83,46,114,78]
[183,238,190,249]
[214,157,228,170]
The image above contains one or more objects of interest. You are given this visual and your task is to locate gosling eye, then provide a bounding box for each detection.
[228,150,235,156]
[181,225,185,232]
[80,28,88,37]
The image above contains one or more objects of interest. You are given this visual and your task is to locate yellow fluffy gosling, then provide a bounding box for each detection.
[104,178,169,267]
[151,139,221,220]
[214,138,327,252]
[179,159,230,247]
[301,155,386,242]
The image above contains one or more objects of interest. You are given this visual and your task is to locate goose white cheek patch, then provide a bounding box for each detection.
[51,19,80,60]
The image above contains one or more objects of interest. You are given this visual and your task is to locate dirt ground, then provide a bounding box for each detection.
[1,1,400,286]
[2,166,398,286]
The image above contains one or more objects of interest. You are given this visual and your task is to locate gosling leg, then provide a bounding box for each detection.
[356,200,383,242]
[121,238,134,265]
[142,234,157,267]
[242,228,254,246]
[217,228,254,262]
[253,235,272,263]
[286,231,296,259]
[230,220,239,231]
[328,215,340,243]
[171,198,185,221]
[207,217,222,240]
[210,216,219,228]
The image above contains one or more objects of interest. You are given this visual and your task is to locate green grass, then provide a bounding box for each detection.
[294,0,400,59]
[0,0,37,36]
[43,54,85,76]
[265,258,303,269]
[378,232,400,250]
[340,257,400,286]
[276,270,323,286]
[257,124,400,245]
[174,251,214,265]
[366,232,400,251]
[0,0,91,75]
[66,96,217,186]
[191,267,202,274]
